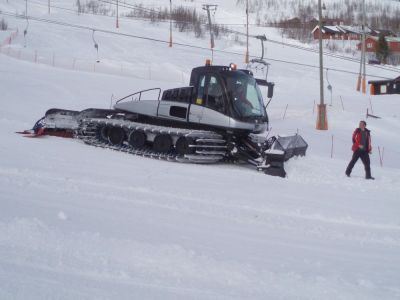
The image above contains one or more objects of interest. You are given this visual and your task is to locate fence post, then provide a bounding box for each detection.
[313,100,316,115]
[340,96,345,111]
[283,104,288,120]
[369,98,374,114]
[331,135,334,158]
[378,146,383,167]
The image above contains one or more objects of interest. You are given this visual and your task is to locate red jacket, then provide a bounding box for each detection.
[351,128,372,152]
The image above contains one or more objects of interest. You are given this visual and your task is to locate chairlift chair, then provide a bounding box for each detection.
[246,34,275,104]
[326,68,333,106]
[92,30,100,63]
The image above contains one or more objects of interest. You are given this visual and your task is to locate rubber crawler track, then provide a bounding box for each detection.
[76,118,229,164]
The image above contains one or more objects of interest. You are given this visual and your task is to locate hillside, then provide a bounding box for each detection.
[1,0,400,299]
[237,0,400,25]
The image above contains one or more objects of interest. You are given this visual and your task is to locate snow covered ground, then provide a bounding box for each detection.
[1,0,400,299]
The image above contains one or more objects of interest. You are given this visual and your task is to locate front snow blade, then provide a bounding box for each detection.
[263,149,286,177]
[269,134,308,161]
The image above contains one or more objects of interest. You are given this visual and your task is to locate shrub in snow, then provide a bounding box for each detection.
[76,0,112,16]
[0,18,8,31]
[124,4,228,40]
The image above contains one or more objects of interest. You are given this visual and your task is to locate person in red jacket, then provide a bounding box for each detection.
[345,120,374,179]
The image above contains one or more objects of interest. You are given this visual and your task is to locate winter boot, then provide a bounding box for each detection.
[366,170,374,180]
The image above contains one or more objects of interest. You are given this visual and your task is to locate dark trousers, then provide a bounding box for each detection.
[346,150,371,177]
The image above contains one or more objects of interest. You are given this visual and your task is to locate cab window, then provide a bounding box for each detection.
[195,75,206,105]
[206,76,225,113]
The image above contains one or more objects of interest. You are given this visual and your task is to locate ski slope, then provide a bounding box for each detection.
[1,0,400,299]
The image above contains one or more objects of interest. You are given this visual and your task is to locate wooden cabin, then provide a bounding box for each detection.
[312,25,346,40]
[369,76,400,95]
[358,36,400,53]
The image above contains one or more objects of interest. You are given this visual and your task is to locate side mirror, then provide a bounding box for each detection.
[266,82,274,99]
[256,79,275,99]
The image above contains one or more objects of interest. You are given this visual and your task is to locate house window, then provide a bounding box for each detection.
[367,43,373,48]
[380,85,387,94]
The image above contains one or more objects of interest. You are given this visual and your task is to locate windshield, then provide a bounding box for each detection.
[223,72,266,119]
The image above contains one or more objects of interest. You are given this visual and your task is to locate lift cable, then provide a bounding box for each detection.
[12,0,400,74]
[224,26,400,74]
[0,10,395,80]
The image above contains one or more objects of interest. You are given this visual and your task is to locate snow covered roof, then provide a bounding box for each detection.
[337,25,373,34]
[384,37,400,43]
[323,25,344,33]
[368,76,400,84]
[312,25,385,36]
[372,29,395,36]
[365,36,400,43]
[311,25,370,35]
[311,25,345,34]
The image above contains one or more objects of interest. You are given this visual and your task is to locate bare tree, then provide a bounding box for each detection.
[0,18,8,31]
